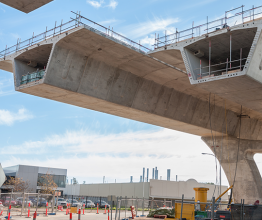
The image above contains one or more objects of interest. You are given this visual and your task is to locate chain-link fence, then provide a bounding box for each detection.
[3,192,261,220]
[114,196,262,220]
[0,192,54,217]
[63,195,111,213]
[114,197,173,220]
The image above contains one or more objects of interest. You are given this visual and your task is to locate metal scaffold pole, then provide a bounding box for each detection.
[230,34,232,69]
[209,39,211,76]
[180,194,184,220]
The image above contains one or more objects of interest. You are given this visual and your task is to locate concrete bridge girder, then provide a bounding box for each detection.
[156,19,262,120]
[202,136,262,204]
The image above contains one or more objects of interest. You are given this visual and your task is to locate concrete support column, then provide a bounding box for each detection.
[202,136,262,204]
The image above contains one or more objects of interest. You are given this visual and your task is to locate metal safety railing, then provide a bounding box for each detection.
[194,48,246,79]
[0,18,80,60]
[196,58,247,79]
[154,5,262,48]
[70,11,151,53]
[0,11,151,60]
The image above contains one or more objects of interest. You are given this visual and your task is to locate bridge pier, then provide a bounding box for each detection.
[202,136,262,204]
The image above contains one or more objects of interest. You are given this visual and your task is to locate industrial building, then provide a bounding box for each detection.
[64,179,228,202]
[1,165,67,193]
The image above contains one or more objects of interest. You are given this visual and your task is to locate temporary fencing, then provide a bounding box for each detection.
[0,192,54,217]
[63,195,111,213]
[114,197,173,220]
[2,192,261,220]
[114,196,262,220]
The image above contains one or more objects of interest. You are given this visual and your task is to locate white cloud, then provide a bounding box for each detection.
[140,35,155,47]
[124,16,179,39]
[99,19,118,26]
[0,108,33,126]
[1,128,229,186]
[86,0,104,8]
[107,0,118,9]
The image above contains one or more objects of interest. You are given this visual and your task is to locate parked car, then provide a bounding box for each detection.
[67,199,82,207]
[36,198,48,207]
[94,201,110,208]
[57,198,68,206]
[28,197,37,203]
[81,200,95,208]
[3,198,17,206]
[16,197,34,207]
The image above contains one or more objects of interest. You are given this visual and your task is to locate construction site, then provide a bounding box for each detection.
[1,0,262,219]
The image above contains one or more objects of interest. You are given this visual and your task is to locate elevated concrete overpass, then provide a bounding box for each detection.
[1,8,262,203]
[0,0,53,13]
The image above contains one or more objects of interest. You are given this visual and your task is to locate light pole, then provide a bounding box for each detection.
[202,153,221,196]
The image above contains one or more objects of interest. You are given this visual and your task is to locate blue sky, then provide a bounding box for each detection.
[1,0,262,188]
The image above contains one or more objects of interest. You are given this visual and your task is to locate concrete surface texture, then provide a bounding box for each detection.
[0,0,53,13]
[202,136,262,204]
[64,179,228,201]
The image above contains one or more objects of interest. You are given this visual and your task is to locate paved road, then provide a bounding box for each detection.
[0,210,150,220]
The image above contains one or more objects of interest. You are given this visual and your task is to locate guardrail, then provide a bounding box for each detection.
[0,11,151,60]
[154,5,262,48]
[70,11,151,53]
[0,18,79,59]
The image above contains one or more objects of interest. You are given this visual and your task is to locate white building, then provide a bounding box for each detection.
[64,179,228,201]
[1,165,67,194]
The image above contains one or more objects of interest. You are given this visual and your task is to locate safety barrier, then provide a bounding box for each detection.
[115,196,262,220]
[0,11,151,60]
[0,192,54,217]
[154,5,262,48]
[195,57,247,79]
